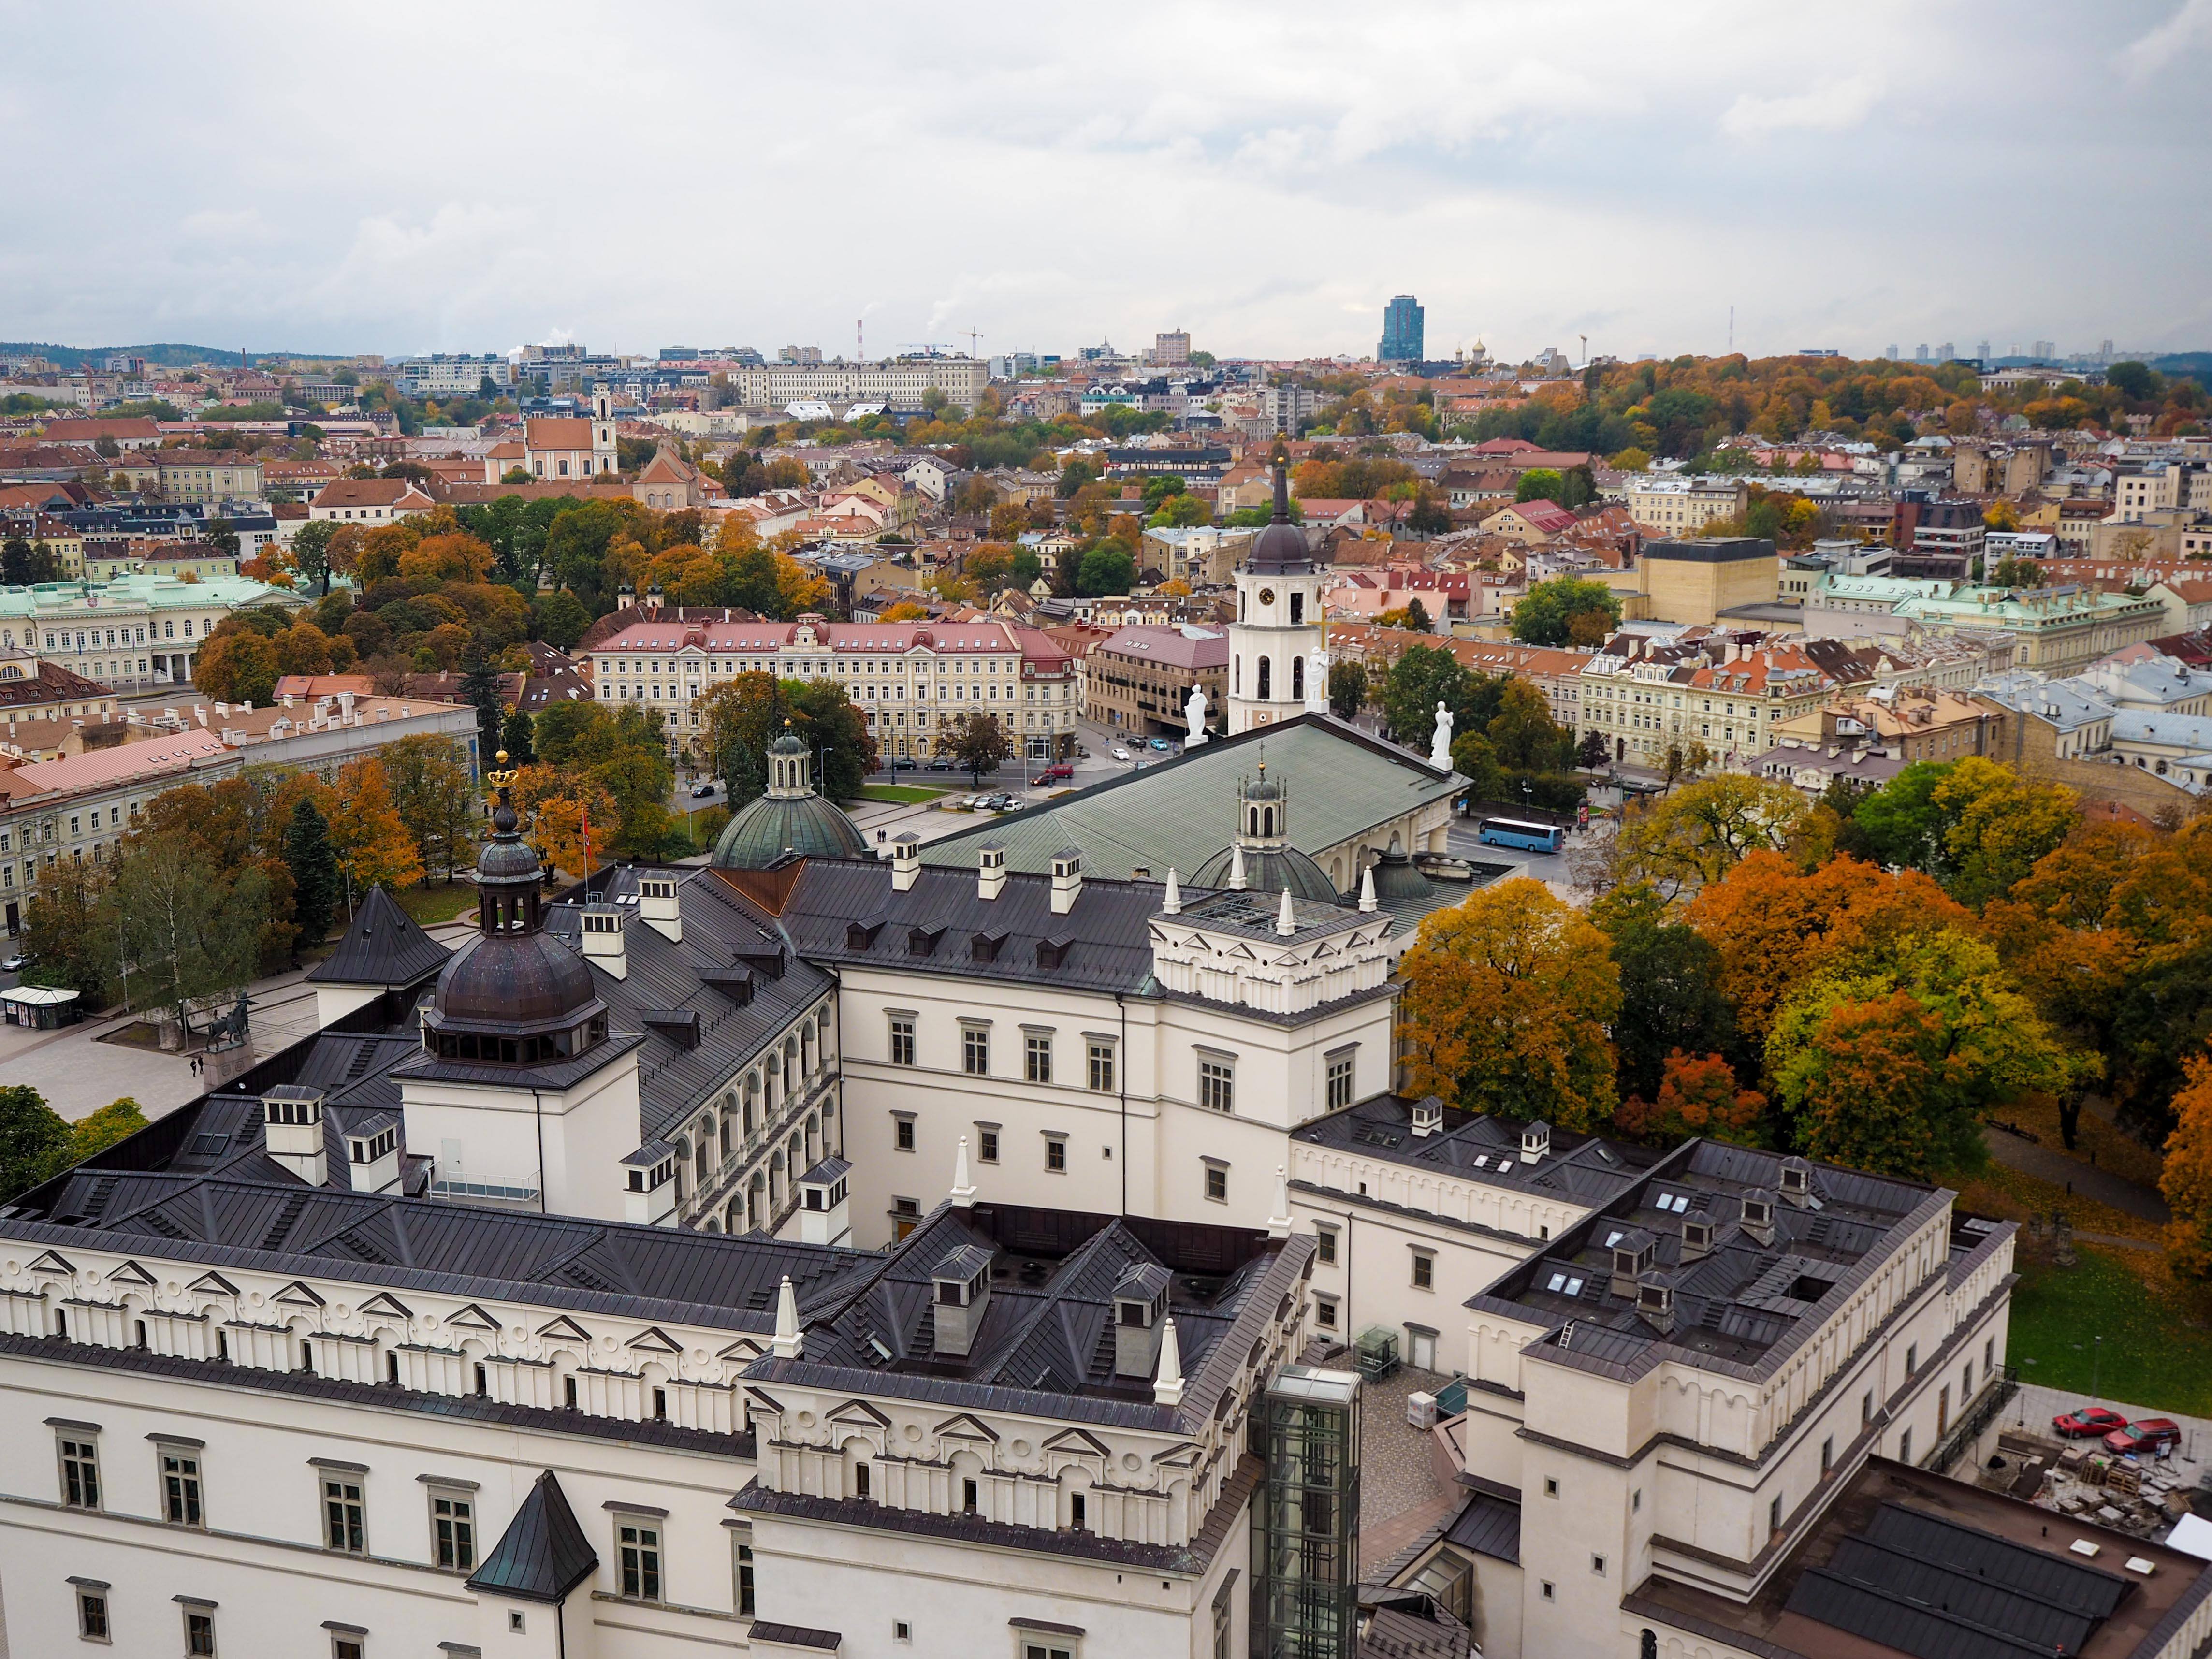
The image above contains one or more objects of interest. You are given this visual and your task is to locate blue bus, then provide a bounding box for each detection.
[1477,817,1564,853]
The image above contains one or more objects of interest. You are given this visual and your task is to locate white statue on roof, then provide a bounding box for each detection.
[1306,648,1330,714]
[1430,699,1454,770]
[1185,682,1209,745]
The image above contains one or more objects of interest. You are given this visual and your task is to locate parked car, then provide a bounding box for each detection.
[2051,1406,2127,1439]
[888,757,917,771]
[1147,737,1173,753]
[2103,1418,2182,1456]
[985,793,1015,811]
[0,953,29,973]
[688,781,717,798]
[1111,746,1132,761]
[926,757,956,771]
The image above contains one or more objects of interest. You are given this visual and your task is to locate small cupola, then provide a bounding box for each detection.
[1521,1120,1551,1163]
[795,1156,852,1248]
[931,1244,994,1359]
[1113,1261,1173,1379]
[1636,1272,1676,1335]
[1681,1213,1714,1262]
[1410,1096,1444,1138]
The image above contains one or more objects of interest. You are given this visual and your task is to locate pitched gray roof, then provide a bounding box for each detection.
[305,886,452,988]
[467,1470,598,1603]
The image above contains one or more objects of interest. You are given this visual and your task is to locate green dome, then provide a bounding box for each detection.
[712,791,870,869]
[1190,843,1339,904]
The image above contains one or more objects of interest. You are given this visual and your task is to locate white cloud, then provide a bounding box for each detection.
[1719,76,1885,141]
[0,2,2203,358]
[2121,0,2212,78]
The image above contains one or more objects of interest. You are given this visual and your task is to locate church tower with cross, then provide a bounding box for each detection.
[1226,445,1327,734]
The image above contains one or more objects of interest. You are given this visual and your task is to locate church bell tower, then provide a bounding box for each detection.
[1227,445,1326,734]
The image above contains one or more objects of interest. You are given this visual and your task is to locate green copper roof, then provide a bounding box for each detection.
[922,714,1459,880]
[712,790,870,869]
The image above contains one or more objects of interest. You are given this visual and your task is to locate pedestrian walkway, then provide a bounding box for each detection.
[1982,1126,2171,1224]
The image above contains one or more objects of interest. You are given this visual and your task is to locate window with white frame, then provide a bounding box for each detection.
[430,1486,476,1570]
[1086,1041,1115,1092]
[320,1470,367,1554]
[73,1580,109,1641]
[56,1432,100,1510]
[888,1016,915,1067]
[158,1442,204,1527]
[962,1025,989,1076]
[1198,1058,1234,1114]
[617,1514,664,1601]
[1025,1032,1052,1083]
[1326,1049,1356,1112]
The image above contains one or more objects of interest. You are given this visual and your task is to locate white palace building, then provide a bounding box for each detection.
[1,669,2208,1658]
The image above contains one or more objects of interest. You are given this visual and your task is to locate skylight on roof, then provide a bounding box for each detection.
[1605,1230,1623,1248]
[1544,1272,1585,1296]
[1496,1158,1513,1173]
[1472,1155,1489,1168]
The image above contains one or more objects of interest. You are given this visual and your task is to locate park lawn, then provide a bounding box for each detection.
[2007,1245,2212,1415]
[853,785,945,804]
[396,881,478,926]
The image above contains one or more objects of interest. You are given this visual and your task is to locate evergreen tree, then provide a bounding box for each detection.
[285,798,342,952]
[501,706,536,766]
[459,659,505,757]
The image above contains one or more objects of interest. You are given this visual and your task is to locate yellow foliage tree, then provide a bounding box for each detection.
[1398,878,1621,1130]
[512,765,618,877]
[327,757,422,893]
[2163,1047,2212,1282]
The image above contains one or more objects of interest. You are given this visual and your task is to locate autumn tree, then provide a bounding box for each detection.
[1685,851,1972,1059]
[1615,1051,1765,1148]
[1398,878,1622,1130]
[1765,928,2068,1179]
[512,765,619,876]
[101,830,272,1033]
[1509,576,1621,648]
[1613,774,1815,903]
[193,629,278,705]
[328,756,423,894]
[2162,1047,2212,1283]
[947,712,1012,784]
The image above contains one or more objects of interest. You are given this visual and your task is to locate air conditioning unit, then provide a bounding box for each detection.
[1406,1391,1439,1431]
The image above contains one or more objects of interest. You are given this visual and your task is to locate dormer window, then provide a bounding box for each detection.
[1779,1158,1811,1196]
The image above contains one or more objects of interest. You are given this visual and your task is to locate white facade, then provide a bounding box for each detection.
[1226,559,1325,734]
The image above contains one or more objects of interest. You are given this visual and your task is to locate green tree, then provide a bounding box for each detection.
[102,830,271,1033]
[284,797,342,951]
[1380,643,1476,748]
[459,659,505,757]
[0,1086,72,1203]
[1327,658,1368,720]
[1576,728,1610,770]
[1075,543,1135,597]
[1486,678,1569,772]
[532,588,592,651]
[500,706,536,766]
[1592,884,1736,1104]
[204,515,240,558]
[948,711,1013,784]
[380,733,479,881]
[1140,474,1189,511]
[2,536,61,584]
[1515,467,1563,503]
[290,520,337,594]
[69,1097,149,1164]
[1510,576,1622,648]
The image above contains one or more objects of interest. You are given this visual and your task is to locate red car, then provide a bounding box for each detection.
[2103,1419,2182,1456]
[1032,763,1075,784]
[2052,1406,2126,1438]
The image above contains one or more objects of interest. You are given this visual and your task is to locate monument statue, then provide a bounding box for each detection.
[1305,649,1330,714]
[1430,700,1454,771]
[1185,683,1210,745]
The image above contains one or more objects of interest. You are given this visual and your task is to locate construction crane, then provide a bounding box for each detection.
[962,329,983,359]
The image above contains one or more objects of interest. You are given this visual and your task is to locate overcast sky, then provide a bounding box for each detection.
[5,0,2210,363]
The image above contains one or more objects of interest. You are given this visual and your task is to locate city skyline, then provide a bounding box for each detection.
[3,1,2209,361]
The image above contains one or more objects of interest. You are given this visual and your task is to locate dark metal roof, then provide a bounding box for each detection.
[1185,845,1341,905]
[431,929,602,1033]
[466,1469,599,1604]
[1782,1500,2129,1659]
[712,790,869,870]
[1296,1092,1657,1212]
[1443,1488,1522,1565]
[305,886,453,988]
[746,1621,843,1651]
[725,857,1175,997]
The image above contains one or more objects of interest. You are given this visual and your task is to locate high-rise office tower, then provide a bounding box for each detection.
[1378,295,1424,363]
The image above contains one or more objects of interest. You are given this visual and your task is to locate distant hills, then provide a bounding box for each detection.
[0,342,338,370]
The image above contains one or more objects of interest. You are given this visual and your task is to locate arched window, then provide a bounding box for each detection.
[1257,656,1271,699]
[720,1113,732,1159]
[695,1132,711,1187]
[1263,806,1275,836]
[1640,1631,1658,1659]
[1233,654,1241,694]
[1291,655,1304,701]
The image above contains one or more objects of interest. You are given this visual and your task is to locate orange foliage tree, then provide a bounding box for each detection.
[1398,878,1621,1130]
[327,757,422,893]
[512,765,618,878]
[1686,852,1971,1054]
[1615,1051,1765,1147]
[2163,1048,2212,1283]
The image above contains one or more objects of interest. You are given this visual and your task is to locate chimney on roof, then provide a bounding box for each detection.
[977,841,1007,902]
[581,903,627,979]
[1050,847,1083,915]
[1410,1096,1443,1137]
[638,873,681,943]
[891,833,921,892]
[931,1247,992,1359]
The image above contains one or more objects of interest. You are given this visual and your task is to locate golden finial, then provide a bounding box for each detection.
[485,747,518,792]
